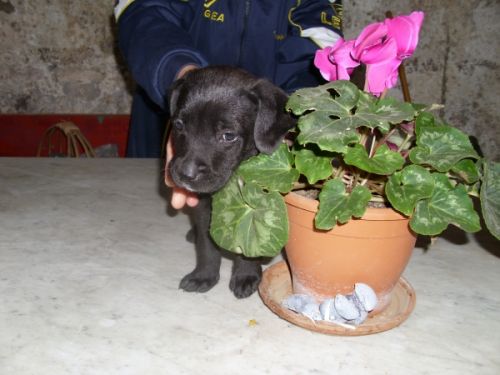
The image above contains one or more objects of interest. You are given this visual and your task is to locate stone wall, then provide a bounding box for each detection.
[0,0,498,159]
[0,1,132,114]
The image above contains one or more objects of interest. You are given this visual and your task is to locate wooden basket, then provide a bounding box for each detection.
[37,121,96,157]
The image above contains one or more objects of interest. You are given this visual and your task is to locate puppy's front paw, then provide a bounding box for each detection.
[229,271,262,299]
[179,270,220,293]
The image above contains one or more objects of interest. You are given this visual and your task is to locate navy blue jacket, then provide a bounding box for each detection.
[117,0,343,110]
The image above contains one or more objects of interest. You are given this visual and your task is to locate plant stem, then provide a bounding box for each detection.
[292,182,323,190]
[397,133,413,153]
[359,132,369,147]
[334,166,345,179]
[368,130,377,158]
[377,127,397,149]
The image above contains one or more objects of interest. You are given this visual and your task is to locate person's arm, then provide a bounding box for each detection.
[116,0,209,109]
[275,0,343,93]
[116,1,203,208]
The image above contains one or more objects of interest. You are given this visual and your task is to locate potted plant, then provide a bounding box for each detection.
[209,11,499,320]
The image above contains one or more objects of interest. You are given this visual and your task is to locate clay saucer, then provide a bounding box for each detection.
[258,261,416,336]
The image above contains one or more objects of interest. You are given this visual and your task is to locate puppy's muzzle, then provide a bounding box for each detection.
[171,159,210,192]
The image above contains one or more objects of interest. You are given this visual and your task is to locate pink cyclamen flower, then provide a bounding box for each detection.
[351,22,389,62]
[363,37,401,95]
[365,60,401,95]
[314,38,359,81]
[352,21,400,95]
[385,11,424,59]
[314,11,424,96]
[314,46,337,81]
[352,11,424,95]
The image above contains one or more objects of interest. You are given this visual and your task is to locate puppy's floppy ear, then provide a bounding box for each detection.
[249,79,295,154]
[168,78,185,115]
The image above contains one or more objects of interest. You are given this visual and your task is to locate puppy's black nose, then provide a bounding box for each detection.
[180,161,207,181]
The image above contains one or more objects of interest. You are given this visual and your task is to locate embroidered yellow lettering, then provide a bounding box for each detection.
[204,9,224,22]
[321,12,341,29]
[204,0,218,8]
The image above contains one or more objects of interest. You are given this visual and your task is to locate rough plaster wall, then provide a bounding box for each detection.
[0,1,132,114]
[0,0,498,159]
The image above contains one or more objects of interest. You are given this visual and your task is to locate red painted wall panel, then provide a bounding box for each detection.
[0,114,130,157]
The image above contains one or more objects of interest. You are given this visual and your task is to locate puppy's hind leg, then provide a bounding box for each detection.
[179,196,222,293]
[230,256,262,299]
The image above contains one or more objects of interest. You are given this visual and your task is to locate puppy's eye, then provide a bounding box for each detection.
[222,132,238,142]
[173,119,184,130]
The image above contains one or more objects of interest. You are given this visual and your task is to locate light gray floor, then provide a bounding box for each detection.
[1,158,499,375]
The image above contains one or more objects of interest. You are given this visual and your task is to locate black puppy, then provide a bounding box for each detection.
[167,66,294,298]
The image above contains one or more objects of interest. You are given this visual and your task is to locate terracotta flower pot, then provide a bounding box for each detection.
[284,191,417,314]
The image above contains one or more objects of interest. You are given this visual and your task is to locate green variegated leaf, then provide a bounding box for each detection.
[296,113,361,153]
[286,80,360,117]
[480,161,500,240]
[355,97,416,133]
[315,179,371,230]
[344,144,405,175]
[358,90,376,108]
[415,111,437,129]
[386,165,434,216]
[210,175,288,257]
[411,103,428,112]
[410,123,480,172]
[287,81,363,153]
[451,159,480,184]
[237,143,298,193]
[410,173,481,235]
[294,147,333,184]
[465,181,480,196]
[287,81,416,153]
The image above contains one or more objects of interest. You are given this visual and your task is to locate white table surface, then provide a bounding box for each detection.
[0,158,499,375]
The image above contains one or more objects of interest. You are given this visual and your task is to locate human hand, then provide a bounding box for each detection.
[164,64,201,209]
[164,136,199,209]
